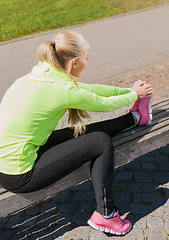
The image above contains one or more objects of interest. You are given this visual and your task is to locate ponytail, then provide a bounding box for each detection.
[37,31,90,137]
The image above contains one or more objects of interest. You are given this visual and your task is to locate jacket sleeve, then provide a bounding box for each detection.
[65,82,137,112]
[77,82,133,97]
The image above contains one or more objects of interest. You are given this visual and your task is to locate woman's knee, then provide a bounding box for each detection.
[89,131,114,148]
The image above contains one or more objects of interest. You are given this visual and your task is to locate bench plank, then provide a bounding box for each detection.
[0,188,7,195]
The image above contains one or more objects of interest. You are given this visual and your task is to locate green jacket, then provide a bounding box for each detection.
[0,62,137,174]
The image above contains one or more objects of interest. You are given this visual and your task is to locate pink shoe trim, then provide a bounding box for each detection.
[130,99,141,112]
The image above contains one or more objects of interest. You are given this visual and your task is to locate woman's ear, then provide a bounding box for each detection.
[72,58,78,69]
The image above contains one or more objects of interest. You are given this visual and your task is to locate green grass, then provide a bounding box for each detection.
[0,0,169,42]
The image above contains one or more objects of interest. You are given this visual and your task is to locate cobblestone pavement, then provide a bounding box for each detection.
[0,144,169,240]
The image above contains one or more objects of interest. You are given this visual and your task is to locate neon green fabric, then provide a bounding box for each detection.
[0,62,137,174]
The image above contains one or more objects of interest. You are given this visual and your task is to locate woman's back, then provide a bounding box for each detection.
[0,62,69,174]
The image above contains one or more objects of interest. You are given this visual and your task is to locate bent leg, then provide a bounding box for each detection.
[16,131,115,216]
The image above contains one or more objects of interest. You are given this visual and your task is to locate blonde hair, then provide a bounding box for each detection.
[37,31,90,137]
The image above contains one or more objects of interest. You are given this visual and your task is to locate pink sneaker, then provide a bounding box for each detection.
[87,210,132,235]
[138,96,152,125]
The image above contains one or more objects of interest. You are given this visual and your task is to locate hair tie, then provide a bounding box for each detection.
[51,40,56,51]
[52,40,57,51]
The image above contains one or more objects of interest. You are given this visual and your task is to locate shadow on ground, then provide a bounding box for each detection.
[0,145,169,239]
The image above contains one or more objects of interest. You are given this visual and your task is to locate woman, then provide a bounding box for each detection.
[0,31,153,235]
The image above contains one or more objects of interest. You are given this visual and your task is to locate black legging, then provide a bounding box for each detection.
[0,113,135,216]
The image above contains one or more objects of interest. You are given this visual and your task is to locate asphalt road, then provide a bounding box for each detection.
[0,4,169,101]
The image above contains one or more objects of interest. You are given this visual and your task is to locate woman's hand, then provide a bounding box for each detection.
[131,80,153,99]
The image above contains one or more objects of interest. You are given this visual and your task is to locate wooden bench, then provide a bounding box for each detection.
[0,97,169,218]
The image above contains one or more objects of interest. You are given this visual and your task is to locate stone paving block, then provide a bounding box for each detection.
[113,181,130,192]
[128,214,146,229]
[117,203,131,215]
[125,159,141,170]
[153,172,169,184]
[158,155,169,171]
[75,199,96,214]
[0,230,14,239]
[116,171,133,181]
[140,152,157,169]
[114,192,132,203]
[164,206,169,219]
[142,160,157,171]
[141,153,156,165]
[162,145,169,155]
[113,180,129,192]
[131,203,148,215]
[148,206,164,218]
[134,172,153,183]
[141,182,158,193]
[133,192,153,204]
[74,191,95,201]
[147,215,164,228]
[58,202,77,214]
[151,192,167,206]
[165,218,169,232]
[73,212,91,226]
[144,227,168,240]
[128,182,142,192]
[124,227,144,240]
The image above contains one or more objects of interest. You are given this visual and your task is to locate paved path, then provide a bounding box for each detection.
[1,4,169,100]
[0,4,169,240]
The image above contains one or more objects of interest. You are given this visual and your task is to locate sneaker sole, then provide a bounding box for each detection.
[143,84,153,125]
[147,96,153,125]
[87,219,132,236]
